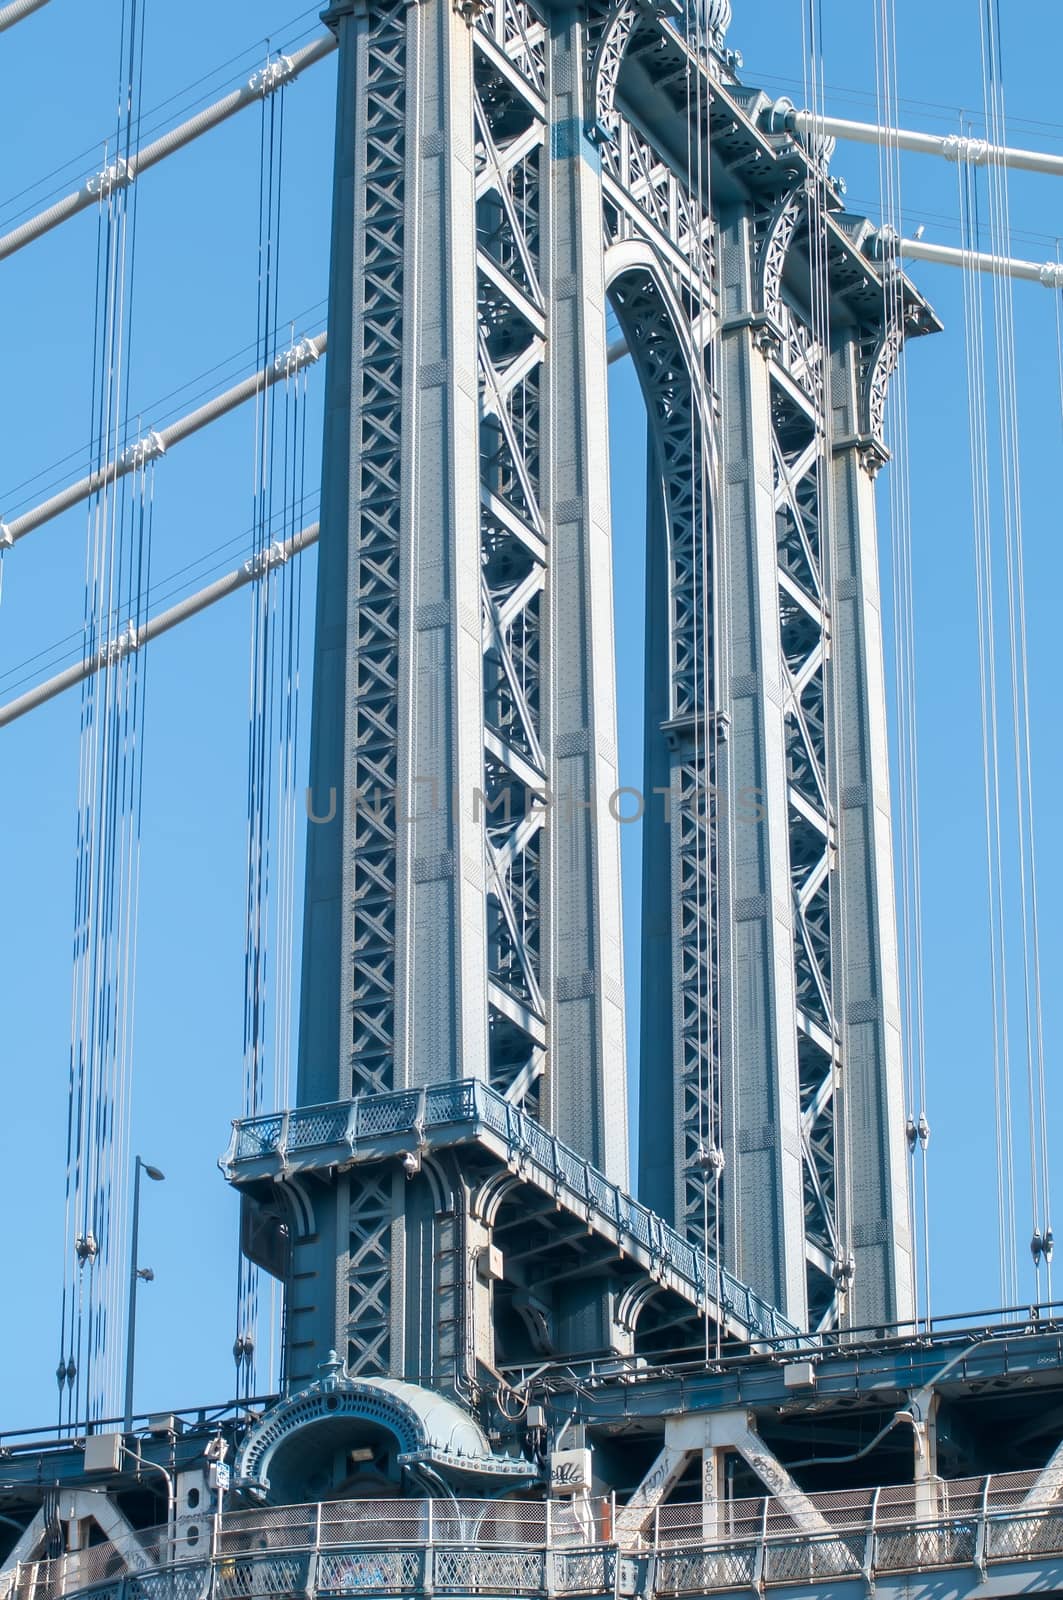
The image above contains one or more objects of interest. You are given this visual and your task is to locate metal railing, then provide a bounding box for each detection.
[8,1472,1063,1600]
[224,1080,799,1343]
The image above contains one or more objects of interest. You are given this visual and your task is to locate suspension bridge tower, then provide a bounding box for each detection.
[223,0,937,1458]
[13,2,1063,1595]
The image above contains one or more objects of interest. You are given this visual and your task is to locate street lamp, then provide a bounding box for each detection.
[123,1155,165,1434]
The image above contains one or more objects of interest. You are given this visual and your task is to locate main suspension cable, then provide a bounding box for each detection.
[0,34,336,264]
[1,330,326,548]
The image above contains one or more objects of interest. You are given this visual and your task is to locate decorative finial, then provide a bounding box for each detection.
[318,1349,346,1388]
[704,0,730,44]
[688,0,730,59]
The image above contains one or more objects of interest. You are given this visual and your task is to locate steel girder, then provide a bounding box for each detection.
[595,69,721,1300]
[474,0,630,1180]
[709,183,918,1330]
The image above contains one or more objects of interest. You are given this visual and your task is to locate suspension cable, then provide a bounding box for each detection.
[0,524,318,728]
[0,10,324,229]
[0,34,336,263]
[978,0,1053,1302]
[1,330,325,547]
[781,105,1063,180]
[59,0,149,1429]
[0,491,320,695]
[958,143,1016,1304]
[873,0,932,1326]
[0,0,51,33]
[1,297,326,514]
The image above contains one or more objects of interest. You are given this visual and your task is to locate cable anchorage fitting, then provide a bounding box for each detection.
[832,1252,856,1291]
[272,335,322,380]
[941,134,989,167]
[243,541,290,580]
[0,521,12,550]
[96,621,140,669]
[85,156,133,200]
[1039,261,1063,290]
[119,430,166,472]
[248,54,296,98]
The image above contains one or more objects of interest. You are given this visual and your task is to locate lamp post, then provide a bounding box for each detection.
[123,1155,165,1434]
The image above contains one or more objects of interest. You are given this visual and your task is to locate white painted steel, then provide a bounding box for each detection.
[787,106,1063,179]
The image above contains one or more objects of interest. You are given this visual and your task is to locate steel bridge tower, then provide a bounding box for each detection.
[232,0,935,1399]
[13,6,1063,1589]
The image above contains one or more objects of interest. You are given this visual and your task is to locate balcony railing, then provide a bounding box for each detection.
[7,1471,1063,1600]
[224,1079,799,1344]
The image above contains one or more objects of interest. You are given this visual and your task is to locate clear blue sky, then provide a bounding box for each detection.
[1,0,1061,1431]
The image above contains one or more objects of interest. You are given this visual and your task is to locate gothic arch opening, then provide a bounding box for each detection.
[604,253,718,1266]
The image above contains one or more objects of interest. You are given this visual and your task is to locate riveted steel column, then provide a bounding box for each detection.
[540,8,628,1185]
[392,0,488,1092]
[290,0,487,1387]
[826,337,914,1329]
[297,0,365,1111]
[715,210,807,1325]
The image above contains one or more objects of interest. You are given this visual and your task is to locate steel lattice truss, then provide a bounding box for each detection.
[474,5,549,1113]
[772,374,839,1328]
[340,0,407,1110]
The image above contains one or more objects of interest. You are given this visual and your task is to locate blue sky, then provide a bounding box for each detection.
[1,0,1061,1431]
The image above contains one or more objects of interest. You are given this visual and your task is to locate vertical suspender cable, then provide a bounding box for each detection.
[873,0,932,1324]
[958,139,1018,1307]
[681,0,719,1364]
[977,0,1053,1303]
[697,27,724,1367]
[235,55,298,1399]
[59,0,150,1427]
[801,0,852,1327]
